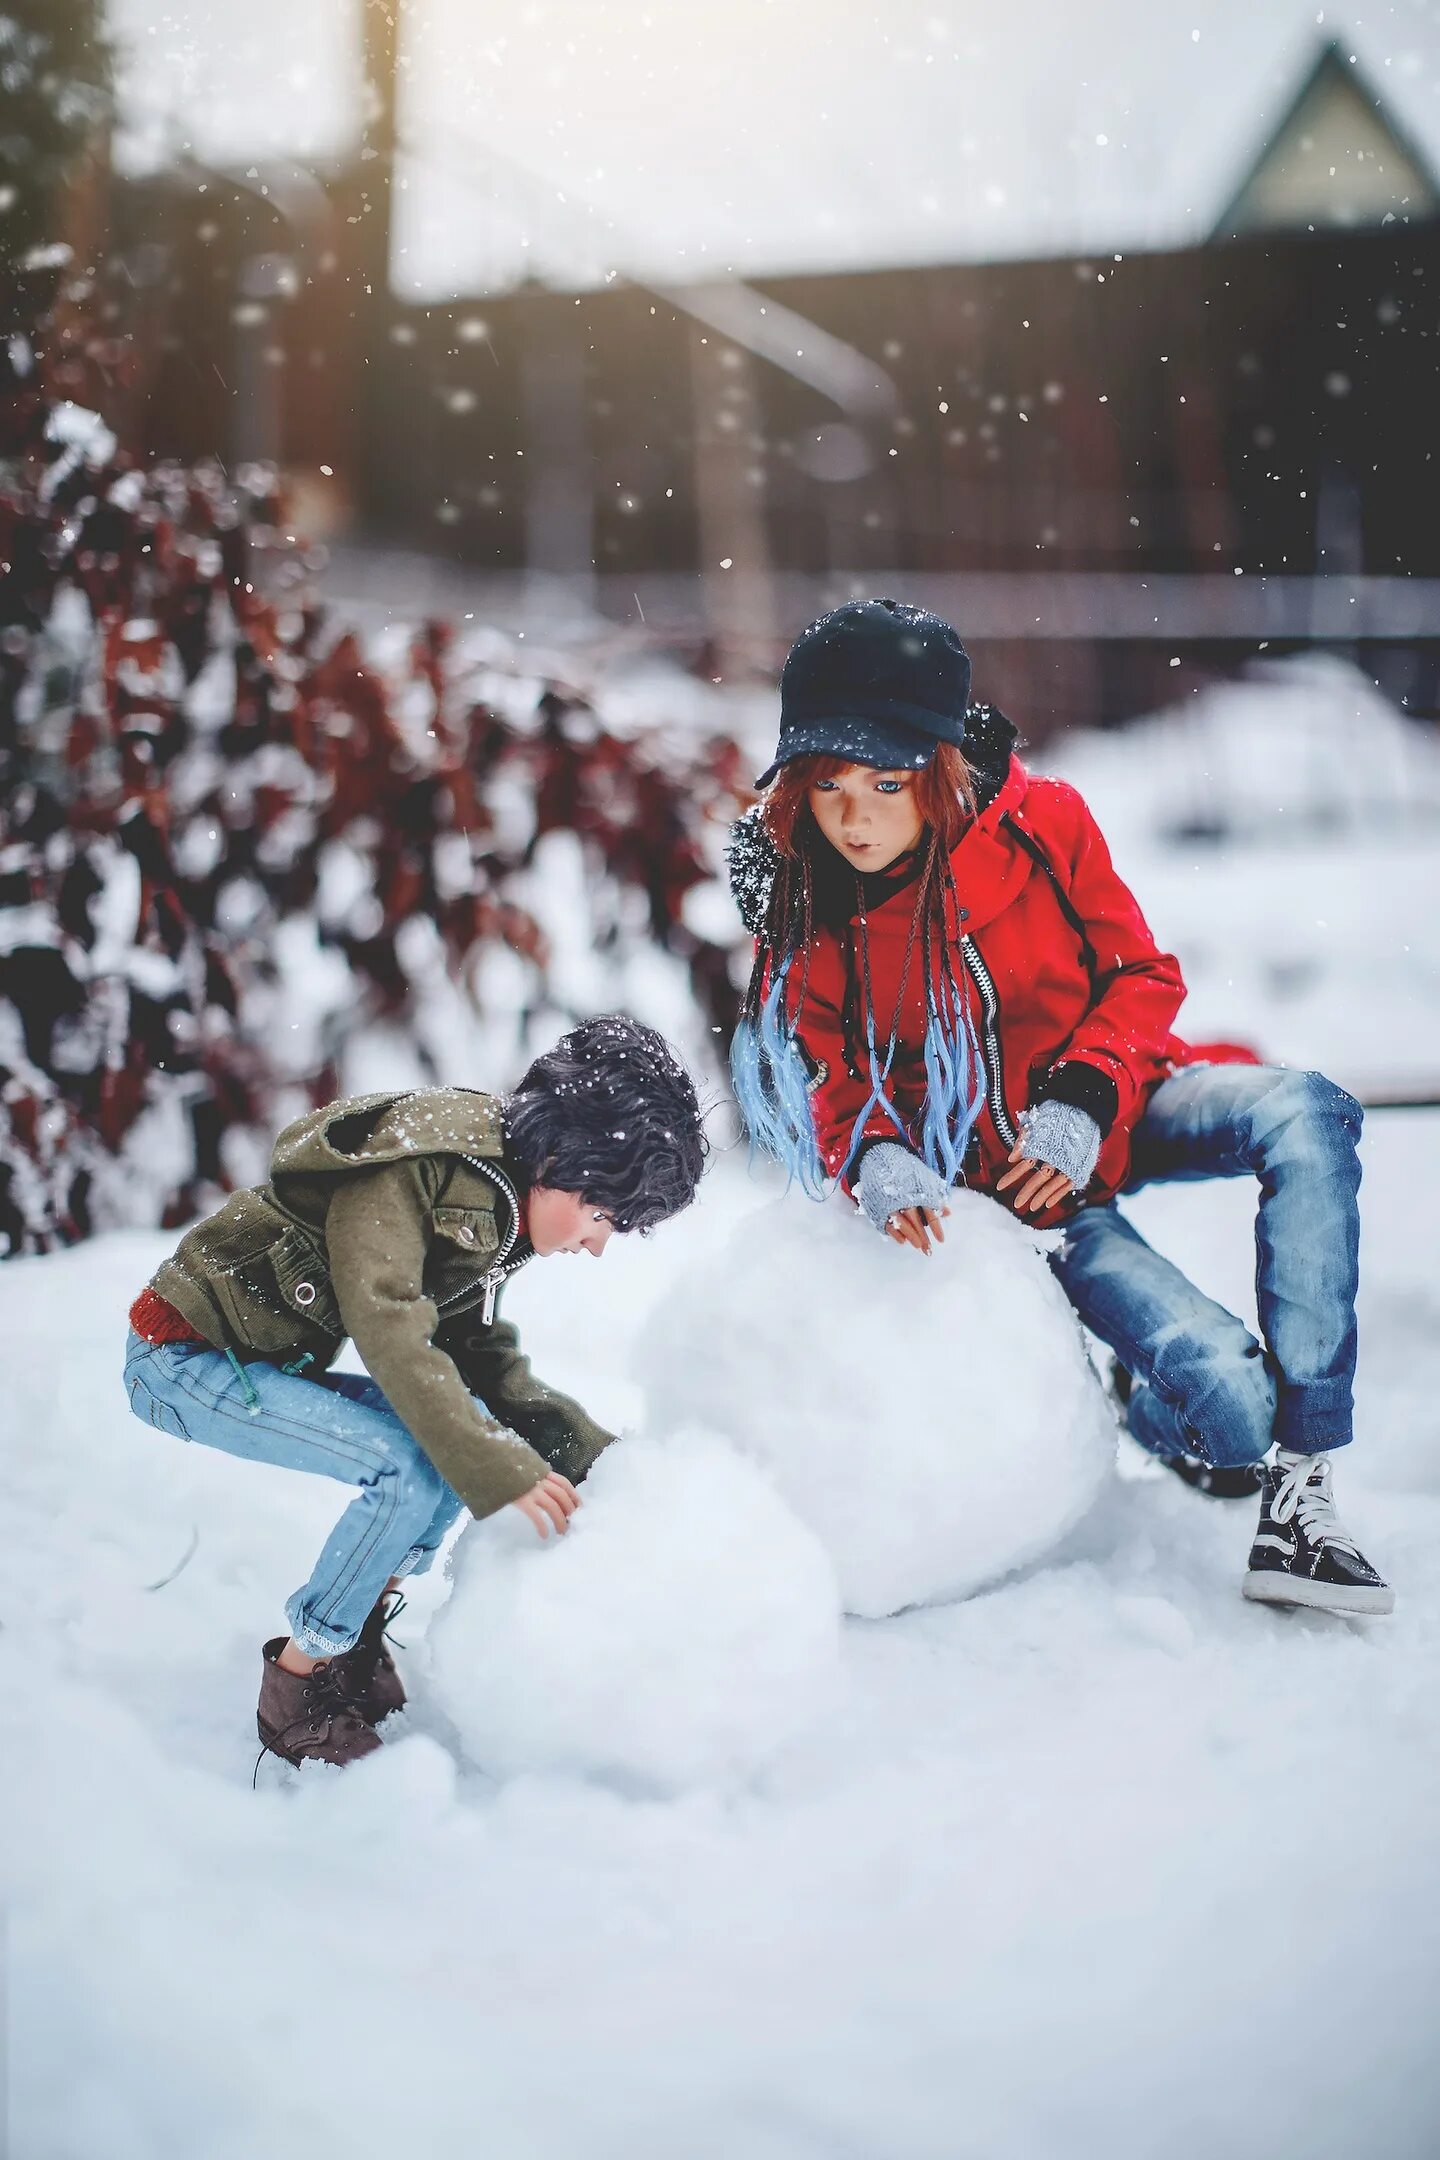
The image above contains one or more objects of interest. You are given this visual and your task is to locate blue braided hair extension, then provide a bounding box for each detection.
[833,872,929,1185]
[906,875,979,1181]
[731,799,988,1197]
[729,958,828,1196]
[835,958,912,1185]
[919,982,985,1182]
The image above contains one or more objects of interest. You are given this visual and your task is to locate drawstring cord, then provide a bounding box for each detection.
[226,1347,313,1412]
[224,1348,262,1416]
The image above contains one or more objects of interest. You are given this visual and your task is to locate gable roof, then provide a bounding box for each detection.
[1214,37,1440,238]
[114,2,1440,298]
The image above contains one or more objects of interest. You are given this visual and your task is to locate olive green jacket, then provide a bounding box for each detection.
[148,1087,615,1518]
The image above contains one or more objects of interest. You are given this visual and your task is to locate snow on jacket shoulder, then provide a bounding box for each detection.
[147,1086,615,1517]
[768,758,1200,1223]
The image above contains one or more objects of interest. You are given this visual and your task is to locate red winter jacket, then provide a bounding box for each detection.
[784,757,1245,1226]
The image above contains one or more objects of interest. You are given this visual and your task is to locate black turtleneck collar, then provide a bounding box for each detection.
[811,833,926,925]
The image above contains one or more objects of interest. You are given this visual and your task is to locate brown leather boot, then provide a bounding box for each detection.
[257,1639,383,1768]
[328,1593,407,1723]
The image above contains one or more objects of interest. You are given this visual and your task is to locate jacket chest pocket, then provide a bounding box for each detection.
[430,1204,498,1263]
[425,1206,496,1312]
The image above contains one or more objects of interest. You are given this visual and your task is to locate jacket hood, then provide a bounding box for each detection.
[935,753,1032,932]
[973,750,1028,832]
[269,1088,509,1186]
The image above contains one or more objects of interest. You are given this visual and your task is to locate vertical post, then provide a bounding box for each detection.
[359,0,399,305]
[519,290,597,619]
[687,325,776,680]
[353,0,400,528]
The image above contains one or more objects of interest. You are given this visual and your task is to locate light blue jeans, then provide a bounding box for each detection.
[123,1332,466,1656]
[1050,1065,1363,1467]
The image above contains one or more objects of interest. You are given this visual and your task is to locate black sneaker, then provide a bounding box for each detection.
[1110,1361,1265,1500]
[1243,1454,1395,1617]
[1158,1451,1266,1501]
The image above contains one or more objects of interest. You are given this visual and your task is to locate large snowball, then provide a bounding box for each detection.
[638,1190,1116,1618]
[427,1429,841,1793]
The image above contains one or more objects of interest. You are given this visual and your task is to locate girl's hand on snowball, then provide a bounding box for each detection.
[996,1143,1075,1216]
[884,1205,949,1255]
[512,1471,581,1539]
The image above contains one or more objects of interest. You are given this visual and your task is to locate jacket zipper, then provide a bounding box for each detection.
[379,1085,526,1325]
[436,1153,525,1325]
[959,937,1018,1151]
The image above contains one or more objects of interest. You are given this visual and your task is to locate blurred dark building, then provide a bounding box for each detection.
[79,37,1440,732]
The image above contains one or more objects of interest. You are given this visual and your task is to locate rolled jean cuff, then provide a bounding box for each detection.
[1273,1382,1354,1455]
[389,1543,438,1581]
[283,1597,363,1660]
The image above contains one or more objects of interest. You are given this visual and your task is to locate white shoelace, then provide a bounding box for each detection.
[1271,1455,1361,1556]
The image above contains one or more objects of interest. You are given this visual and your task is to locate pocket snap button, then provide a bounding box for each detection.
[294,1281,317,1307]
[458,1225,476,1244]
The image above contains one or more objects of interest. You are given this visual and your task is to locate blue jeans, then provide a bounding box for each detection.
[1050,1065,1363,1467]
[123,1332,467,1656]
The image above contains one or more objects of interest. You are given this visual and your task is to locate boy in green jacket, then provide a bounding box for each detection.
[123,1016,707,1769]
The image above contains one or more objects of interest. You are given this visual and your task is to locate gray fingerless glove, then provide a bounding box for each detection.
[1017,1099,1102,1190]
[855,1142,952,1234]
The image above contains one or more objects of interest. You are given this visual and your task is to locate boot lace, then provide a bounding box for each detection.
[1271,1456,1361,1556]
[253,1661,370,1787]
[297,1662,366,1726]
[350,1593,407,1678]
[376,1592,407,1650]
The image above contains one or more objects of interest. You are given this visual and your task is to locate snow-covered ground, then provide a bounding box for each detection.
[1045,658,1440,1101]
[6,1106,1440,2160]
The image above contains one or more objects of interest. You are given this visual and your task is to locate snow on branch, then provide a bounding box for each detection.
[0,397,751,1253]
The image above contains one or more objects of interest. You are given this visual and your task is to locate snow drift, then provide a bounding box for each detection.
[638,1189,1117,1616]
[427,1427,842,1792]
[6,1119,1440,2160]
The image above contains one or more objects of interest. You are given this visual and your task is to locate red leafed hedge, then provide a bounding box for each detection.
[0,379,749,1254]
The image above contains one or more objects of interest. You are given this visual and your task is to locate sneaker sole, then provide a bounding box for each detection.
[1243,1570,1395,1617]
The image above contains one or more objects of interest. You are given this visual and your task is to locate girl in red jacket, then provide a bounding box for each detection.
[730,599,1392,1617]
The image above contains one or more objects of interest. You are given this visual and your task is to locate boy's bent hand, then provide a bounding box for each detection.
[512,1471,582,1539]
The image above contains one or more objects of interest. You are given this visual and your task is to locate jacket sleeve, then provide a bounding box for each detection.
[324,1158,551,1518]
[434,1307,617,1485]
[1025,781,1186,1138]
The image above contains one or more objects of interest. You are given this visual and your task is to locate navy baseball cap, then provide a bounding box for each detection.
[757,597,973,790]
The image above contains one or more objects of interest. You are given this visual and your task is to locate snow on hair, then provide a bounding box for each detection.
[505,1015,708,1233]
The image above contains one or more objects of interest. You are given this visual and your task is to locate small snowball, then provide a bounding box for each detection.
[428,1429,842,1792]
[638,1192,1116,1618]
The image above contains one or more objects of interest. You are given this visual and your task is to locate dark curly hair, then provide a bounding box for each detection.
[504,1015,708,1233]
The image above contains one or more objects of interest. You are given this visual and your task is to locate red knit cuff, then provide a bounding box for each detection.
[128,1288,207,1346]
